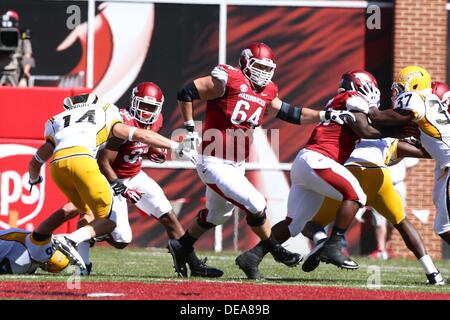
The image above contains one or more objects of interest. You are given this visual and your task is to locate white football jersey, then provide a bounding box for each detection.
[346,138,397,167]
[44,101,123,157]
[0,229,38,274]
[393,91,450,169]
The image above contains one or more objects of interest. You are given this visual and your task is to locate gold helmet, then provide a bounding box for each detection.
[40,250,70,273]
[392,66,431,97]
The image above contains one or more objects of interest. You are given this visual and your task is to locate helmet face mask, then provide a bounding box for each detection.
[129,82,164,125]
[245,56,276,87]
[390,82,405,103]
[239,43,276,88]
[130,97,163,125]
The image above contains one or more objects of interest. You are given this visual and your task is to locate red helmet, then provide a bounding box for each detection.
[5,10,19,21]
[338,70,379,94]
[239,42,276,87]
[432,81,450,110]
[129,82,164,125]
[3,10,19,27]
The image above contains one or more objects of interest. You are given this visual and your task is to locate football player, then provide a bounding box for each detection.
[235,70,407,279]
[301,136,444,285]
[28,93,196,271]
[0,228,69,275]
[168,42,357,277]
[368,66,450,248]
[88,82,222,277]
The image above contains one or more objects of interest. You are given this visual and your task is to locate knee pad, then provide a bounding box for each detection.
[246,208,267,227]
[196,209,215,230]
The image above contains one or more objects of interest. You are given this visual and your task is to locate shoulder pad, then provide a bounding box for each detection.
[393,92,425,120]
[345,92,370,113]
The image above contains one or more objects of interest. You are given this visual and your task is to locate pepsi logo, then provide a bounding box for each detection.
[0,144,46,230]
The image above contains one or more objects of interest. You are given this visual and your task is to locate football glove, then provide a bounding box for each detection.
[320,110,356,125]
[185,131,202,150]
[110,179,127,196]
[147,147,166,164]
[359,82,381,108]
[29,175,43,192]
[122,189,143,204]
[171,142,197,165]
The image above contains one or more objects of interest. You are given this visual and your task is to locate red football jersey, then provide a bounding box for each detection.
[304,91,367,164]
[200,64,278,162]
[112,108,163,178]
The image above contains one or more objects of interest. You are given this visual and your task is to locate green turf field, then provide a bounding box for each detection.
[1,246,448,294]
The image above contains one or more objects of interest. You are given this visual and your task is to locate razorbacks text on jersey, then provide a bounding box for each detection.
[200,64,278,162]
[112,109,163,179]
[304,91,370,164]
[44,101,123,158]
[394,91,450,169]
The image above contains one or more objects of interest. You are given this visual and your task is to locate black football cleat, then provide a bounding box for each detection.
[167,239,189,277]
[235,251,263,280]
[270,244,303,267]
[319,240,358,270]
[426,271,445,285]
[188,257,224,278]
[78,263,93,276]
[302,238,327,273]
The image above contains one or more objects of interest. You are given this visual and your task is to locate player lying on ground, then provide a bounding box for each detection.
[167,42,357,277]
[236,70,408,279]
[28,93,197,271]
[0,228,70,274]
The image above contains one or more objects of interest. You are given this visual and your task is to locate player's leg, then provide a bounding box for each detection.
[70,157,116,241]
[300,197,340,272]
[235,183,322,279]
[129,172,183,239]
[128,171,223,278]
[50,157,115,270]
[295,150,365,269]
[34,202,79,237]
[359,167,443,284]
[199,161,300,266]
[369,211,389,259]
[168,185,234,277]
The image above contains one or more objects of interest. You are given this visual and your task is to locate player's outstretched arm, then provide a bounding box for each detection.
[28,141,54,189]
[112,123,197,164]
[268,97,355,125]
[396,140,431,159]
[368,107,414,126]
[347,111,384,139]
[112,123,177,150]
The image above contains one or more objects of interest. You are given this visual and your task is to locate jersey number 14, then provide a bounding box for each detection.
[62,109,97,128]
